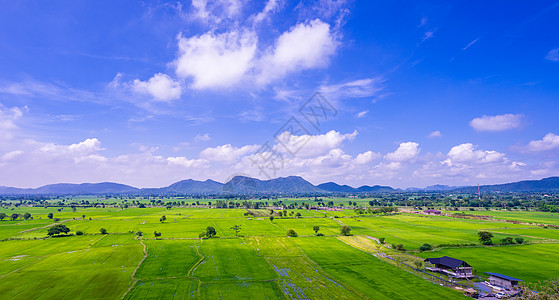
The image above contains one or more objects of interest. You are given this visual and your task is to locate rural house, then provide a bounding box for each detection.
[485,273,522,290]
[424,256,473,278]
[423,209,441,215]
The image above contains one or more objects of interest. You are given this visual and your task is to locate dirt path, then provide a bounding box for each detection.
[120,240,148,300]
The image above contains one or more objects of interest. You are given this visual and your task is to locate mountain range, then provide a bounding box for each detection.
[0,176,558,196]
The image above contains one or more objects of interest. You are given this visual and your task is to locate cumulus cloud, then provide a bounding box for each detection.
[469,114,523,131]
[167,156,208,168]
[200,144,259,163]
[525,133,559,152]
[444,143,505,165]
[274,130,357,158]
[546,48,559,62]
[384,142,420,162]
[174,30,257,89]
[354,150,381,164]
[132,73,182,101]
[258,19,338,84]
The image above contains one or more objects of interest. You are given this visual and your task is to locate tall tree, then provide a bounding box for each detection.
[47,224,70,236]
[206,226,217,238]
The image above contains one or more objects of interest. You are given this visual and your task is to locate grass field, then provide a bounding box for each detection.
[0,205,558,299]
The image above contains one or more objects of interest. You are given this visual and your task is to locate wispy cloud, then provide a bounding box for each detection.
[546,48,559,62]
[356,110,368,118]
[463,38,480,50]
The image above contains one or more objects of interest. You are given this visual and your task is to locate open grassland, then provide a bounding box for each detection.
[0,205,558,298]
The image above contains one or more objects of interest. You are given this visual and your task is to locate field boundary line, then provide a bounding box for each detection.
[120,240,147,300]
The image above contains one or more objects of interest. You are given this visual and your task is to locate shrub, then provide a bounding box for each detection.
[75,231,84,236]
[287,229,298,237]
[316,233,324,236]
[395,244,405,251]
[515,237,524,244]
[379,237,385,244]
[99,228,108,234]
[501,237,514,245]
[419,243,433,251]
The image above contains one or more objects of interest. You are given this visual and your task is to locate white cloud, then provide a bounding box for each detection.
[444,143,505,165]
[0,104,24,139]
[194,133,211,142]
[422,31,435,41]
[132,73,182,102]
[174,30,257,89]
[258,19,338,84]
[356,110,369,118]
[252,0,282,24]
[525,133,559,152]
[428,130,442,138]
[1,150,23,161]
[200,144,259,163]
[463,38,479,50]
[546,48,559,62]
[384,142,420,162]
[274,130,357,158]
[167,156,208,168]
[354,150,380,164]
[190,0,243,24]
[319,78,384,101]
[469,114,523,131]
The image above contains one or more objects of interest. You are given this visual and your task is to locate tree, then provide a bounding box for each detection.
[419,243,433,251]
[53,218,61,222]
[99,228,108,234]
[206,226,217,238]
[154,231,162,237]
[340,226,352,236]
[160,215,166,223]
[0,213,6,221]
[23,212,31,220]
[76,231,84,235]
[395,244,405,251]
[72,207,77,213]
[136,231,143,238]
[295,212,301,218]
[47,224,70,236]
[478,231,493,245]
[82,215,86,220]
[379,237,385,244]
[414,261,423,269]
[269,216,274,222]
[515,237,524,244]
[230,225,241,236]
[10,213,19,221]
[47,212,53,219]
[313,225,320,234]
[138,204,146,208]
[287,229,298,237]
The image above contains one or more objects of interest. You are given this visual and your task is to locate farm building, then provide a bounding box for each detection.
[485,273,522,290]
[423,209,441,215]
[424,256,473,278]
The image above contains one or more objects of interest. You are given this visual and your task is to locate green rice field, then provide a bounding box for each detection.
[1,205,558,299]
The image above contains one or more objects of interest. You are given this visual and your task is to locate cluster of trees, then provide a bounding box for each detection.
[0,212,32,221]
[478,231,525,245]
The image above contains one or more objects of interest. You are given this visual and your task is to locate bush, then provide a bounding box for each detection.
[199,232,206,239]
[316,233,324,236]
[501,237,514,245]
[287,229,298,237]
[99,228,108,234]
[75,231,84,236]
[395,244,405,251]
[419,243,433,251]
[379,237,385,244]
[515,237,524,244]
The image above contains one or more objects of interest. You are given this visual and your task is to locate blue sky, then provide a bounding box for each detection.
[0,0,558,188]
